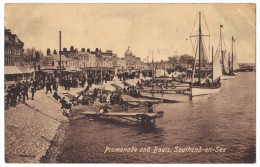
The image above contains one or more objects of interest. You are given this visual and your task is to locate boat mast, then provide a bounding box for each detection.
[152,50,154,82]
[231,36,234,74]
[220,24,224,73]
[100,50,103,95]
[212,46,213,83]
[198,12,202,84]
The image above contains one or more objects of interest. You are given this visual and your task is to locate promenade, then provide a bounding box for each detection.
[5,88,74,163]
[4,78,142,163]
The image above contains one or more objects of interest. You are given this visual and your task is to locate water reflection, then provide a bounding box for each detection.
[55,72,255,163]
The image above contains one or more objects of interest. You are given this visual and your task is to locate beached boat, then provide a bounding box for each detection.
[190,12,222,98]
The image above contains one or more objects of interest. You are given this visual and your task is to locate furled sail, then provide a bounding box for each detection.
[213,48,222,80]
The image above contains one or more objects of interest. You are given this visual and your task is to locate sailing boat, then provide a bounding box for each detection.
[190,12,222,97]
[220,26,237,80]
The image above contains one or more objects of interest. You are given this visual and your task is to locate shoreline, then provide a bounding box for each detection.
[5,78,188,163]
[40,121,68,163]
[5,90,69,163]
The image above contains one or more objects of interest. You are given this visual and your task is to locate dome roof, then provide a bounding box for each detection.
[125,47,133,55]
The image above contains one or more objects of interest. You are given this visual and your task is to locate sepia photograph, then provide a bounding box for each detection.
[2,1,257,164]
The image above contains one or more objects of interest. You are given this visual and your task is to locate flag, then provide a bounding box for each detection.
[232,36,236,42]
[220,24,223,28]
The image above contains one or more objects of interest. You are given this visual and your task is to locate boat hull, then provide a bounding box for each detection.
[221,75,236,80]
[192,87,221,97]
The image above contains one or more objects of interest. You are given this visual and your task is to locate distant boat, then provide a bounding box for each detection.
[220,24,237,80]
[190,12,222,98]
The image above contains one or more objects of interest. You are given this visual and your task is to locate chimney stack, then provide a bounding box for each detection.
[53,49,57,55]
[70,46,74,51]
[47,48,51,55]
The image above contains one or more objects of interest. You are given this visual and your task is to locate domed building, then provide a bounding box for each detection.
[124,47,138,70]
[124,47,133,56]
[124,46,147,70]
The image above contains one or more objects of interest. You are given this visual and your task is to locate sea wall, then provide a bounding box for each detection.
[5,91,69,163]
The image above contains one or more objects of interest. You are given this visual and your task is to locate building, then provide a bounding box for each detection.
[4,28,24,66]
[124,47,146,70]
[117,57,126,71]
[68,58,79,68]
[60,46,78,59]
[96,54,113,68]
[78,51,96,68]
[43,49,69,68]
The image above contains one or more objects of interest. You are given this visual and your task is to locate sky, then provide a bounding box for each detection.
[4,3,256,63]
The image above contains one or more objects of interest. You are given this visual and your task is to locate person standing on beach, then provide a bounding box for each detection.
[46,80,52,94]
[67,77,71,91]
[31,84,35,100]
[24,82,29,100]
[6,86,12,107]
[10,84,17,106]
[16,81,22,102]
[52,78,57,91]
[21,83,25,103]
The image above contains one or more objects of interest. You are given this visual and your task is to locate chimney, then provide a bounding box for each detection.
[63,47,67,52]
[47,48,51,55]
[70,46,74,51]
[53,49,57,55]
[81,48,85,52]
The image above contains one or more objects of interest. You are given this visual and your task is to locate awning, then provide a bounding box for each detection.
[80,67,115,71]
[63,66,81,72]
[5,66,23,75]
[71,67,81,72]
[17,66,33,74]
[41,66,65,71]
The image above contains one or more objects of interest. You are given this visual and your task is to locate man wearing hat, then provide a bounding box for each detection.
[10,84,16,107]
[31,84,35,100]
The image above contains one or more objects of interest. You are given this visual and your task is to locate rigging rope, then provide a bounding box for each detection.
[190,12,199,36]
[202,13,210,35]
[202,13,211,64]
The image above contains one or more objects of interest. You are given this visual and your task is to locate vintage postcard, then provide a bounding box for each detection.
[3,2,256,164]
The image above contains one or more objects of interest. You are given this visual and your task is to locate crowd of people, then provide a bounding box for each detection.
[117,70,146,81]
[37,72,87,91]
[5,79,37,108]
[86,71,115,87]
[5,70,156,116]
